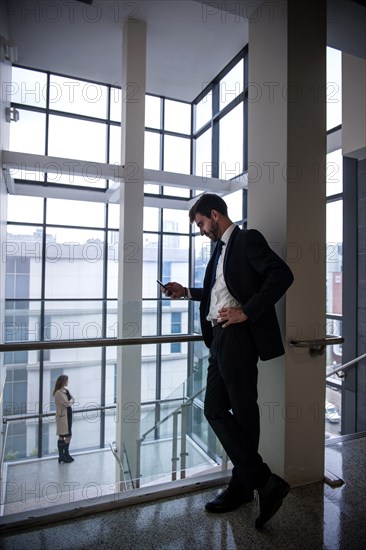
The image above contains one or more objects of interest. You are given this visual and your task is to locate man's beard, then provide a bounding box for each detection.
[207,220,220,241]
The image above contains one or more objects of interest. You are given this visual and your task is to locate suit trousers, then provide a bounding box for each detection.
[204,322,271,492]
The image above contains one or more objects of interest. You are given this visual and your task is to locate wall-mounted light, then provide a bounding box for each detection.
[5,107,19,123]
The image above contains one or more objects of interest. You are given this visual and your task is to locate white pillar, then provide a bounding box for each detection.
[116,19,146,485]
[248,0,327,485]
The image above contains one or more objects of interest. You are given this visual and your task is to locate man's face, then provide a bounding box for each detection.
[194,212,220,242]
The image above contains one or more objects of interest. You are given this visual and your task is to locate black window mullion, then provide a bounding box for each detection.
[38,197,47,457]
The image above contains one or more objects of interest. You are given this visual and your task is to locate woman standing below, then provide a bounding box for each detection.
[53,375,75,464]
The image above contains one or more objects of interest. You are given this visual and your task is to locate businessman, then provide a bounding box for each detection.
[163,193,294,528]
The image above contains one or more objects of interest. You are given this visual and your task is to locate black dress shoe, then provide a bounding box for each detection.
[255,474,290,528]
[205,487,254,513]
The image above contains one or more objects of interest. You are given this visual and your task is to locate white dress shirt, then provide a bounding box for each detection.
[206,224,241,321]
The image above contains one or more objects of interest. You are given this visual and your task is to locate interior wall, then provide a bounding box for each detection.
[248,0,327,485]
[342,52,366,160]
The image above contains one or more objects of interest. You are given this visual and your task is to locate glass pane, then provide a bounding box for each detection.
[4,302,41,343]
[10,109,46,154]
[194,234,211,286]
[109,124,122,165]
[145,95,161,129]
[7,195,44,223]
[326,201,343,315]
[163,209,190,234]
[49,75,108,119]
[10,67,47,108]
[163,186,190,198]
[144,183,159,195]
[163,135,190,174]
[160,353,188,399]
[219,102,243,179]
[48,114,107,162]
[219,59,244,111]
[195,91,212,131]
[44,301,103,340]
[46,198,105,227]
[162,235,189,288]
[224,190,243,223]
[326,318,343,372]
[44,228,105,299]
[192,341,209,394]
[327,149,343,196]
[106,303,118,339]
[164,99,191,134]
[108,204,120,229]
[140,347,157,400]
[142,301,158,337]
[143,234,158,298]
[143,207,159,231]
[105,360,117,405]
[5,226,43,299]
[325,318,342,439]
[107,231,119,299]
[145,131,160,170]
[326,47,342,131]
[3,419,27,461]
[195,128,212,178]
[110,87,122,122]
[46,348,103,450]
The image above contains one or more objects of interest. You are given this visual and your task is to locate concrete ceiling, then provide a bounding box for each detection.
[4,0,254,102]
[4,0,365,103]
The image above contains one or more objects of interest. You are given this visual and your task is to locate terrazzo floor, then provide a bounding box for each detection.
[1,435,365,550]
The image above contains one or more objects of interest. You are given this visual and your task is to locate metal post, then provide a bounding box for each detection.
[180,403,189,479]
[172,411,180,481]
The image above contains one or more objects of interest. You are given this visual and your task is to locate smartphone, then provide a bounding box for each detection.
[157,279,166,289]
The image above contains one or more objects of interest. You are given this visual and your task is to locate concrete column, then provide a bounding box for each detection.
[248,0,327,485]
[115,19,146,485]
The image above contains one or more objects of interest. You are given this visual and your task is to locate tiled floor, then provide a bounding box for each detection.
[1,435,365,550]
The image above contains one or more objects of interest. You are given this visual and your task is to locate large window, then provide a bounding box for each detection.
[193,50,246,182]
[5,51,247,462]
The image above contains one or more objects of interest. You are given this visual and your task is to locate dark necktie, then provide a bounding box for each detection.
[206,240,224,315]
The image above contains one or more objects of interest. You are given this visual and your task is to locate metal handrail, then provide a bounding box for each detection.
[326,352,366,379]
[109,441,129,491]
[2,404,117,424]
[289,334,344,357]
[0,334,203,353]
[140,385,206,441]
[2,396,187,425]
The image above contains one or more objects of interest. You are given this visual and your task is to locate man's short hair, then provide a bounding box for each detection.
[189,193,228,223]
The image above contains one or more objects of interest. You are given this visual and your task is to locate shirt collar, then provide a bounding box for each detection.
[220,223,237,246]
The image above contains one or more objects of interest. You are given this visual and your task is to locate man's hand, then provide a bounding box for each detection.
[162,282,185,299]
[217,307,248,328]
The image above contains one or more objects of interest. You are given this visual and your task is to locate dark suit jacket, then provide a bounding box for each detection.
[190,226,294,361]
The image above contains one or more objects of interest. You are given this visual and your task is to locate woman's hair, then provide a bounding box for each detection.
[53,375,69,396]
[188,193,228,223]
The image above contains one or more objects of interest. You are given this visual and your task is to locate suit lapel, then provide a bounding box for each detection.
[223,225,240,272]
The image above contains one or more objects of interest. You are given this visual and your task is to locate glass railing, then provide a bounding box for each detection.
[2,334,363,523]
[0,333,228,520]
[135,372,217,488]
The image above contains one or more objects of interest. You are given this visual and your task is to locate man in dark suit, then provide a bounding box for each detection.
[163,193,294,529]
